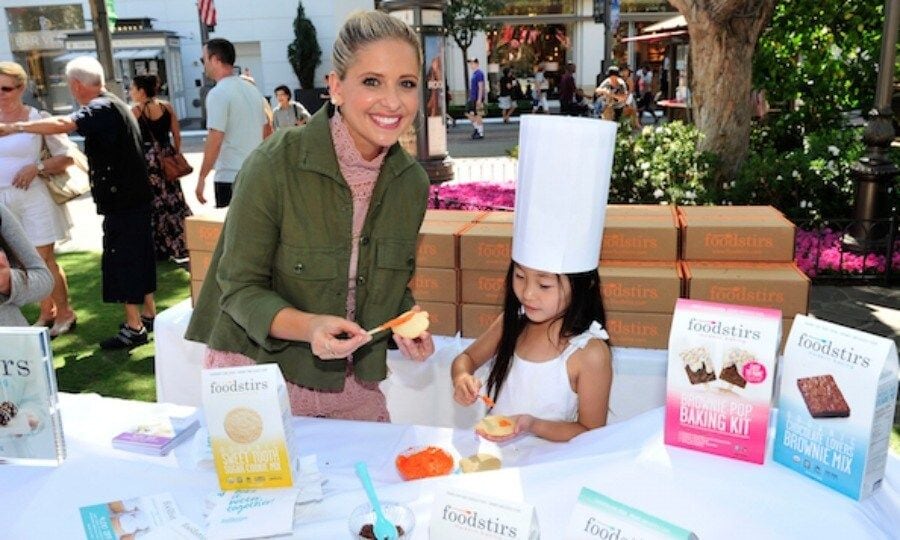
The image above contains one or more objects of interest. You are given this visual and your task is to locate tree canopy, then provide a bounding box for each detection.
[287,1,322,89]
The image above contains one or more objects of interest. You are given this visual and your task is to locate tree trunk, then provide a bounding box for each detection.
[461,47,470,105]
[670,0,777,182]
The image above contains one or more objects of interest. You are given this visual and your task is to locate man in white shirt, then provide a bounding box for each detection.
[196,38,267,207]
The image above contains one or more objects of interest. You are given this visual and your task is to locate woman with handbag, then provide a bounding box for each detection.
[0,61,77,337]
[129,74,192,262]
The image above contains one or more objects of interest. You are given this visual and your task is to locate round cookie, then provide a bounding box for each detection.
[392,311,429,339]
[460,453,502,473]
[223,407,264,444]
[475,415,516,437]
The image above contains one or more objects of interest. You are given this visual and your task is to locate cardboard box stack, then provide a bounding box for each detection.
[679,205,807,351]
[185,208,228,305]
[458,221,513,337]
[411,218,473,336]
[598,205,681,348]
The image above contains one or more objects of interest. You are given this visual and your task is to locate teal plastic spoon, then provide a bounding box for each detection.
[355,461,399,540]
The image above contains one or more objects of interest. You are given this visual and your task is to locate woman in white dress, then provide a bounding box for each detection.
[0,61,77,336]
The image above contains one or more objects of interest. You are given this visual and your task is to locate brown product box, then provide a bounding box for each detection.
[189,249,214,283]
[460,269,506,305]
[409,267,458,303]
[191,280,204,306]
[417,301,458,336]
[185,208,228,252]
[460,303,503,338]
[459,223,513,271]
[416,221,468,268]
[424,209,486,223]
[478,210,515,224]
[598,261,682,313]
[600,205,679,261]
[605,311,672,349]
[682,261,810,319]
[678,206,795,261]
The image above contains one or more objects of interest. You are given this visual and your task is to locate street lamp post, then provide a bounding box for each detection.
[380,0,454,184]
[846,0,899,250]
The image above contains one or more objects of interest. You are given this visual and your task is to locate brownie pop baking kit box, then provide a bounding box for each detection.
[773,315,898,500]
[202,364,296,490]
[664,299,782,464]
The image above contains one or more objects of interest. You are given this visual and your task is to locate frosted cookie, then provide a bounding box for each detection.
[224,407,263,444]
[720,348,755,388]
[476,415,516,437]
[460,453,502,473]
[680,347,716,384]
[392,311,430,339]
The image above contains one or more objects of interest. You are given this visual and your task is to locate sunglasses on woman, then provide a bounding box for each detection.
[0,85,22,93]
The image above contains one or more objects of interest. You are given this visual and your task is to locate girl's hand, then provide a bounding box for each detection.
[453,372,481,406]
[12,164,38,189]
[394,331,434,362]
[476,414,535,442]
[307,315,371,360]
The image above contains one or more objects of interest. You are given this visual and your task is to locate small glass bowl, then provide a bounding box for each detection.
[347,501,415,539]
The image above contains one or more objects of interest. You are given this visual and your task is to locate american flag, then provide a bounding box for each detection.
[199,0,217,29]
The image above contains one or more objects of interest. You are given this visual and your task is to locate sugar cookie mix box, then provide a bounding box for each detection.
[664,299,782,464]
[202,364,295,490]
[773,315,899,500]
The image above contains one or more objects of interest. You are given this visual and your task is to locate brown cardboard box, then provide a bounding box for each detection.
[409,267,457,303]
[780,317,794,355]
[460,269,506,305]
[416,221,468,268]
[605,311,672,349]
[189,249,214,282]
[418,301,458,336]
[678,206,795,261]
[601,205,679,261]
[459,223,513,271]
[460,303,503,338]
[478,210,515,224]
[425,209,485,222]
[598,261,682,313]
[682,261,810,319]
[185,208,227,252]
[191,280,204,306]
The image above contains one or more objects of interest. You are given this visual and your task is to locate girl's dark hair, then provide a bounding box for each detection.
[132,74,159,98]
[486,262,607,403]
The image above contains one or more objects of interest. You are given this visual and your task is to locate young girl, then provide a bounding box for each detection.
[452,261,612,443]
[0,203,53,326]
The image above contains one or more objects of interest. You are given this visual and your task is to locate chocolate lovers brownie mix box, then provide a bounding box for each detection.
[773,315,898,500]
[664,299,782,464]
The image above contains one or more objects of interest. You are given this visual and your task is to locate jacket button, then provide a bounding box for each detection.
[407,257,415,266]
[110,186,117,193]
[360,236,369,246]
[357,276,366,285]
[294,263,304,272]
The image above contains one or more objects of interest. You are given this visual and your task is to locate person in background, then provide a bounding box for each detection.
[637,64,657,124]
[186,10,435,421]
[0,203,53,327]
[271,84,311,129]
[0,61,77,337]
[531,63,548,114]
[597,65,628,122]
[196,38,268,208]
[498,67,516,124]
[466,58,485,139]
[129,74,192,264]
[619,66,641,129]
[0,56,157,349]
[558,62,577,116]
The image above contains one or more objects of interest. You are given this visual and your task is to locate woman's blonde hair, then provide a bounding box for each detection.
[0,62,27,86]
[332,10,422,79]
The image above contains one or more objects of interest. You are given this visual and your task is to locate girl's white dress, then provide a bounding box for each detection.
[491,321,609,421]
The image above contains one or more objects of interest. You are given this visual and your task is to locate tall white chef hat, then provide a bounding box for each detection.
[512,115,616,274]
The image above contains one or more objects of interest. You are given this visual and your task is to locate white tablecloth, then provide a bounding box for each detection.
[2,393,898,539]
[155,299,669,427]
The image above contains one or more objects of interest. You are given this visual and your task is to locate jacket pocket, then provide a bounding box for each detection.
[371,238,416,304]
[273,244,339,310]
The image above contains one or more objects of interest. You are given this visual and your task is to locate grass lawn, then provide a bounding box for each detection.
[19,251,900,455]
[22,251,190,403]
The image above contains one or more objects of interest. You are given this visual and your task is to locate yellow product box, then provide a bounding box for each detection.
[459,223,513,271]
[418,301,458,336]
[189,249,214,283]
[598,261,682,313]
[409,267,458,303]
[604,311,673,349]
[682,261,809,319]
[185,208,227,252]
[678,205,795,261]
[424,209,485,222]
[600,205,679,261]
[460,269,506,305]
[477,210,515,224]
[460,303,503,338]
[416,221,468,268]
[202,364,296,490]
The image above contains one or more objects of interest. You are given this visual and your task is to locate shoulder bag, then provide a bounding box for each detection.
[39,136,90,205]
[139,104,193,182]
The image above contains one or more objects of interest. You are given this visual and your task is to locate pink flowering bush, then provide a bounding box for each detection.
[795,228,900,277]
[428,181,516,210]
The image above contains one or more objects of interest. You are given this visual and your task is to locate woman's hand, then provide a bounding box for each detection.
[452,372,482,406]
[476,414,534,442]
[307,314,371,360]
[12,164,38,189]
[393,331,434,362]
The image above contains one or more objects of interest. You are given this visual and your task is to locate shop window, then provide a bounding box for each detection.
[486,24,570,99]
[496,1,576,16]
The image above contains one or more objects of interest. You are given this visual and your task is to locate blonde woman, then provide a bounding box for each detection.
[0,61,77,336]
